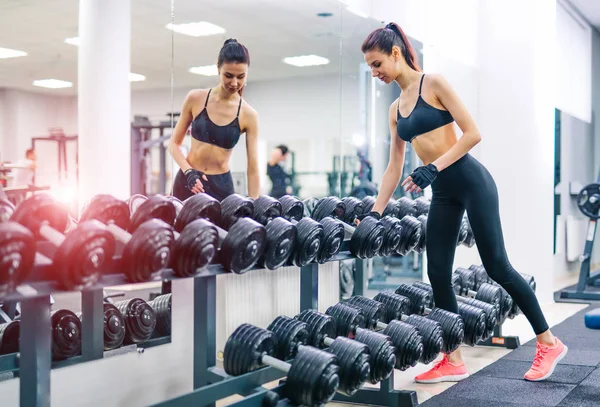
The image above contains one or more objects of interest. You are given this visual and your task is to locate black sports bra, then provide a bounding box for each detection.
[396,75,454,143]
[191,88,243,150]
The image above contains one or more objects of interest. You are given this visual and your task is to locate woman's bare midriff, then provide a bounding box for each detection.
[411,123,459,165]
[186,138,233,174]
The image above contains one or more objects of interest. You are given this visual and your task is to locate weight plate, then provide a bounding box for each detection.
[0,199,15,223]
[278,195,304,222]
[120,219,174,283]
[11,193,69,235]
[317,218,344,263]
[0,222,35,296]
[171,219,218,277]
[129,195,176,232]
[114,298,156,344]
[577,183,600,219]
[51,309,82,360]
[0,320,20,355]
[260,217,296,270]
[176,193,221,232]
[220,217,266,273]
[253,196,282,226]
[289,217,323,266]
[220,194,254,230]
[53,219,115,290]
[396,197,417,219]
[80,194,130,231]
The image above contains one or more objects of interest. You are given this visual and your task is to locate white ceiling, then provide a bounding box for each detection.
[0,0,382,96]
[568,0,600,28]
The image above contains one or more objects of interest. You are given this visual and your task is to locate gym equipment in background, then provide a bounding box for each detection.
[560,171,600,301]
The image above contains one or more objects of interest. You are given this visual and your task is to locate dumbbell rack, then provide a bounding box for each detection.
[0,243,171,407]
[476,325,520,350]
[0,241,418,407]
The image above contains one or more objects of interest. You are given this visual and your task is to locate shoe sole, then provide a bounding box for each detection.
[414,373,470,384]
[524,345,569,382]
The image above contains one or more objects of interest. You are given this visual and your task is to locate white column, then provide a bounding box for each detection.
[78,0,131,204]
[477,0,556,304]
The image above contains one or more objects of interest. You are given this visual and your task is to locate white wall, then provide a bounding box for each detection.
[556,0,592,123]
[477,1,556,304]
[592,28,600,271]
[0,89,5,162]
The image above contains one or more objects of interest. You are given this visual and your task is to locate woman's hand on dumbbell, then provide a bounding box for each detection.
[354,211,381,225]
[184,168,208,194]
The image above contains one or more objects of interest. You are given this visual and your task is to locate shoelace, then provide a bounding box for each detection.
[431,357,449,371]
[532,344,550,368]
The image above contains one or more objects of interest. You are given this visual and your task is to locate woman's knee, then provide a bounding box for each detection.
[482,258,515,285]
[427,266,452,287]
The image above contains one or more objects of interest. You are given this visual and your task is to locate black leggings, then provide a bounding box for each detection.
[172,169,235,202]
[426,154,549,335]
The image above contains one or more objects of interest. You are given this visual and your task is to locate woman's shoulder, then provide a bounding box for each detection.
[240,98,258,119]
[186,88,209,101]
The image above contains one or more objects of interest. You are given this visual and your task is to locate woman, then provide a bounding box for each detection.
[360,23,567,383]
[168,39,260,201]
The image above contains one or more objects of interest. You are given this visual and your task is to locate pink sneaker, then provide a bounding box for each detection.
[524,338,568,381]
[414,355,469,384]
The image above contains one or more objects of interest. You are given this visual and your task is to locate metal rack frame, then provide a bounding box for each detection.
[0,241,420,407]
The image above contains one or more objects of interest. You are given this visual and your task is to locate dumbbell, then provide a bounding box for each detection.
[113,298,156,344]
[469,264,536,319]
[215,194,296,269]
[336,294,443,365]
[361,196,401,219]
[363,196,425,256]
[10,194,116,290]
[80,194,174,283]
[166,193,267,274]
[308,196,387,259]
[149,293,171,337]
[452,269,510,324]
[334,196,403,257]
[413,197,430,217]
[412,214,428,254]
[224,323,340,407]
[221,194,332,267]
[349,197,403,256]
[126,194,219,277]
[279,195,344,264]
[458,216,476,247]
[363,196,416,220]
[412,281,497,342]
[76,302,126,350]
[0,222,36,296]
[0,320,19,355]
[268,315,369,396]
[51,309,82,360]
[394,284,465,354]
[362,196,422,256]
[295,308,402,386]
[0,198,15,223]
[322,303,397,383]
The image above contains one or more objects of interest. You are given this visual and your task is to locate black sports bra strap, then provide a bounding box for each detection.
[204,88,212,108]
[418,74,425,95]
[236,96,243,117]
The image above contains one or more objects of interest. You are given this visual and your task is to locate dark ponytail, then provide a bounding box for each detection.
[361,22,420,72]
[217,38,250,95]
